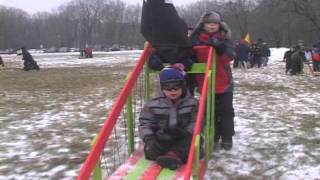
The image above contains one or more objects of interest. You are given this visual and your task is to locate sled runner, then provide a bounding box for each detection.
[77,44,217,180]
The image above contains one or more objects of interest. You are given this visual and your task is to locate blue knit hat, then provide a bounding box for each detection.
[159,67,185,83]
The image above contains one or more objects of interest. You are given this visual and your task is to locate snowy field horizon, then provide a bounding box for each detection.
[0,48,319,179]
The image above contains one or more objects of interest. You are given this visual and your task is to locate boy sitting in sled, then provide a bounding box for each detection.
[138,66,198,170]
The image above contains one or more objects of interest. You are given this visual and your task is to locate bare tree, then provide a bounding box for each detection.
[284,0,320,32]
[121,4,143,46]
[178,0,222,27]
[0,7,29,49]
[0,6,6,48]
[1,0,320,50]
[70,0,106,48]
[223,0,255,38]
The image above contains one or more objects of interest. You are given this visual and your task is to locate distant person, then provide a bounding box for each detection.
[233,40,240,68]
[79,49,85,58]
[290,45,306,75]
[18,47,40,71]
[0,55,4,67]
[85,47,93,58]
[283,48,293,74]
[250,41,262,68]
[312,48,320,72]
[260,42,271,66]
[235,40,251,70]
[304,49,313,64]
[139,67,198,170]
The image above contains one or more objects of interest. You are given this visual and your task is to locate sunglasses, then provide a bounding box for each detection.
[162,86,182,91]
[161,80,184,91]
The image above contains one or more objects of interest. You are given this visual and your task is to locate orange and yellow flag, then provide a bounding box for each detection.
[243,32,251,44]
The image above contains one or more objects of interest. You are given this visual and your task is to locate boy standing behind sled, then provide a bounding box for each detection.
[139,66,198,170]
[190,11,235,150]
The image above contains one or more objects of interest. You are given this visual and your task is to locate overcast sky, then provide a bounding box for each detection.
[0,0,195,14]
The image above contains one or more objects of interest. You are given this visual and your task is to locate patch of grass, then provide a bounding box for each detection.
[0,66,131,92]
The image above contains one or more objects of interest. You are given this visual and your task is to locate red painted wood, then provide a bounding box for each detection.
[107,151,144,180]
[184,47,214,180]
[77,44,152,180]
[198,159,206,180]
[139,162,162,180]
[173,159,205,180]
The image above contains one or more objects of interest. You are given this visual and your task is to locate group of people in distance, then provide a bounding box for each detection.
[138,0,235,170]
[283,44,320,75]
[79,47,93,59]
[234,38,271,70]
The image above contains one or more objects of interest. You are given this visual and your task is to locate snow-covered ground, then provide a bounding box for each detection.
[0,50,142,69]
[0,49,319,179]
[206,48,320,179]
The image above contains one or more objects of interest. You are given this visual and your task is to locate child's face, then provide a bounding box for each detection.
[204,22,220,33]
[163,87,183,100]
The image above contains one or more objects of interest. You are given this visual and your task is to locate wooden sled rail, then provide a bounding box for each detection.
[77,45,217,180]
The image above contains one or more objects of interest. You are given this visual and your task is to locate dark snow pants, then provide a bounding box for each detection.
[290,59,303,75]
[144,135,192,163]
[286,58,292,73]
[313,61,320,72]
[251,55,262,68]
[23,60,40,71]
[214,92,235,141]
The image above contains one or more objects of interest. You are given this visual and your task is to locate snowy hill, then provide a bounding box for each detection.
[0,48,319,179]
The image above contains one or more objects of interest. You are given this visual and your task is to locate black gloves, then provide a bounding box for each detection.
[210,37,223,47]
[148,53,194,71]
[148,54,164,71]
[181,57,194,71]
[167,127,191,138]
[143,135,164,160]
[209,37,226,55]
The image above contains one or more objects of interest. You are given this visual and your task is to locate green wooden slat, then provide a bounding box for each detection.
[144,64,151,100]
[123,157,152,180]
[210,51,217,153]
[126,94,134,154]
[205,71,213,163]
[156,168,176,180]
[192,135,201,179]
[148,63,206,74]
[91,135,102,180]
[188,63,206,73]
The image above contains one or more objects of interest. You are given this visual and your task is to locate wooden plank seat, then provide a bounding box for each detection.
[107,150,206,180]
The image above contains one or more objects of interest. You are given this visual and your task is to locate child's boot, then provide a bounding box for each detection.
[221,137,233,150]
[156,151,182,170]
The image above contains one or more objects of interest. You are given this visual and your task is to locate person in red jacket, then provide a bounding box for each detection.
[190,11,235,150]
[312,48,320,72]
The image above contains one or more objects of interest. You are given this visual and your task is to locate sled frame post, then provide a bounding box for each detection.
[91,136,102,180]
[126,93,135,154]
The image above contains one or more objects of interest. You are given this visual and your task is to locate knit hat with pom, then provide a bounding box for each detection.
[190,11,232,40]
[159,67,185,83]
[202,11,221,24]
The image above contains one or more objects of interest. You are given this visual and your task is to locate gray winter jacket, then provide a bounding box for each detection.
[139,92,198,142]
